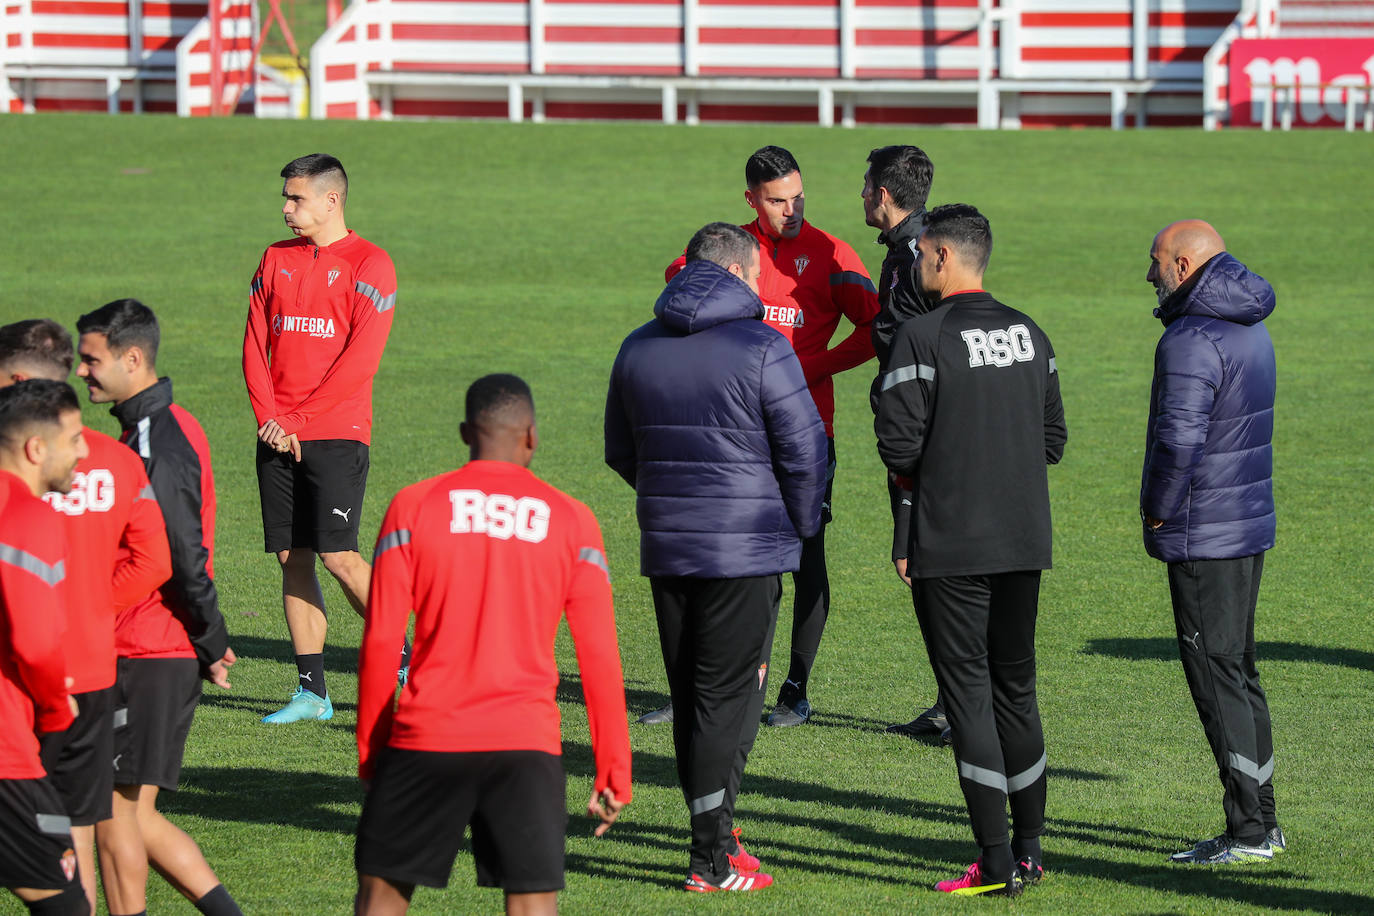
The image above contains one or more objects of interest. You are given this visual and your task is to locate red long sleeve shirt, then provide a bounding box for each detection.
[668,219,879,436]
[43,428,170,694]
[244,230,396,444]
[357,460,632,805]
[0,470,74,779]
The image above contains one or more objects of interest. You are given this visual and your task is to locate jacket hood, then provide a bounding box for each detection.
[653,260,763,334]
[1155,252,1275,327]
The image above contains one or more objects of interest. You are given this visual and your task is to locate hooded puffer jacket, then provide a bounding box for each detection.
[1141,252,1277,562]
[605,260,828,578]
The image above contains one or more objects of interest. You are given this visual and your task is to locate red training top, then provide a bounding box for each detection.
[0,470,75,779]
[357,460,632,804]
[43,428,170,694]
[244,230,397,444]
[668,219,879,437]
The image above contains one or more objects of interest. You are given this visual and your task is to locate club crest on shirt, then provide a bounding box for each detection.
[889,268,899,291]
[794,255,810,275]
[327,268,341,287]
[60,848,77,882]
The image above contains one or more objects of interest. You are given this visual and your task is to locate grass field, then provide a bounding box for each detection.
[1,115,1372,915]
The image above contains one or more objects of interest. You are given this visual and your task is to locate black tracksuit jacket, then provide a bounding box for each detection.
[875,292,1066,578]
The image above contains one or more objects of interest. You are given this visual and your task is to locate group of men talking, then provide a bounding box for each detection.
[0,144,1284,912]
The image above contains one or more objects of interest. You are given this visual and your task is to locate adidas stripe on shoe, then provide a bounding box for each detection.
[684,870,773,893]
[936,860,1023,897]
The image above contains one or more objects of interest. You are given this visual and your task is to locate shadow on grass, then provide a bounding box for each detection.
[163,757,1374,912]
[226,634,362,675]
[168,765,361,835]
[1082,637,1374,671]
[1049,849,1374,915]
[560,673,945,734]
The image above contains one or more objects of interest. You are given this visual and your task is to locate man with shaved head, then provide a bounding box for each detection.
[244,153,400,724]
[355,374,631,914]
[1142,220,1283,865]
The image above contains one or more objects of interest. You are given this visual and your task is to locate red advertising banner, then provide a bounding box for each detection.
[1229,38,1374,127]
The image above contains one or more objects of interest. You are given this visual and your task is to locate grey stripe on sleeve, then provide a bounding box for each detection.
[0,543,65,587]
[578,546,610,582]
[373,529,411,561]
[356,281,398,314]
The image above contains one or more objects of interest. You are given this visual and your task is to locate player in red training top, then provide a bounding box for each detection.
[355,374,632,916]
[0,319,172,915]
[0,379,87,915]
[75,300,243,916]
[660,145,880,729]
[244,152,400,725]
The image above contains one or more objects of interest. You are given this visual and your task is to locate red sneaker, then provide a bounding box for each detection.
[727,828,760,873]
[935,860,1023,897]
[684,869,774,893]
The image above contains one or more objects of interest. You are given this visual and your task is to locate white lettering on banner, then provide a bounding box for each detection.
[44,469,116,516]
[1244,55,1374,125]
[449,490,550,543]
[272,315,337,339]
[1230,38,1374,127]
[961,325,1034,368]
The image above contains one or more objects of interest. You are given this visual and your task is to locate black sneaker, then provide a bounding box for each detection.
[885,704,947,738]
[767,697,811,727]
[1170,833,1273,865]
[1267,826,1287,853]
[637,703,673,725]
[1015,856,1044,885]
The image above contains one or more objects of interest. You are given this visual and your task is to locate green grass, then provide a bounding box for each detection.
[1,115,1372,914]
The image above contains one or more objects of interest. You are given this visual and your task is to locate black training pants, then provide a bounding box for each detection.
[913,571,1046,853]
[785,438,836,690]
[651,574,781,878]
[1167,552,1275,845]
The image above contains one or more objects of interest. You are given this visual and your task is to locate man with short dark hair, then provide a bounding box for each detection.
[877,204,1065,897]
[1142,220,1284,866]
[0,378,87,916]
[859,144,949,742]
[356,374,631,915]
[0,320,172,916]
[244,152,399,724]
[75,299,242,916]
[609,221,828,891]
[660,146,880,729]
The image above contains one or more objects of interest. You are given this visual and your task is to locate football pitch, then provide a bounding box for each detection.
[1,114,1372,914]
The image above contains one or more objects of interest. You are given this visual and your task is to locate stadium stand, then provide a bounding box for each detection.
[307,0,1242,126]
[0,0,299,115]
[2,0,1366,124]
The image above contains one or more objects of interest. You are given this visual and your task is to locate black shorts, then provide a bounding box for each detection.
[0,778,79,891]
[112,658,200,791]
[48,686,114,825]
[256,439,369,554]
[356,749,566,893]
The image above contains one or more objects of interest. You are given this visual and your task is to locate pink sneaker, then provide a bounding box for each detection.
[935,859,1023,897]
[727,828,760,873]
[684,869,773,892]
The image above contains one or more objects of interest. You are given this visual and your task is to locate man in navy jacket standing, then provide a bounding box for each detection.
[1142,220,1283,866]
[606,222,827,893]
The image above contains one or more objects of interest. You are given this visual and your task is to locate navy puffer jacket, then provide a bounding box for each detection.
[605,260,828,578]
[1141,252,1277,562]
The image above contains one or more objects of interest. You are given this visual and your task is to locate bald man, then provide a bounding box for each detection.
[1142,221,1284,866]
